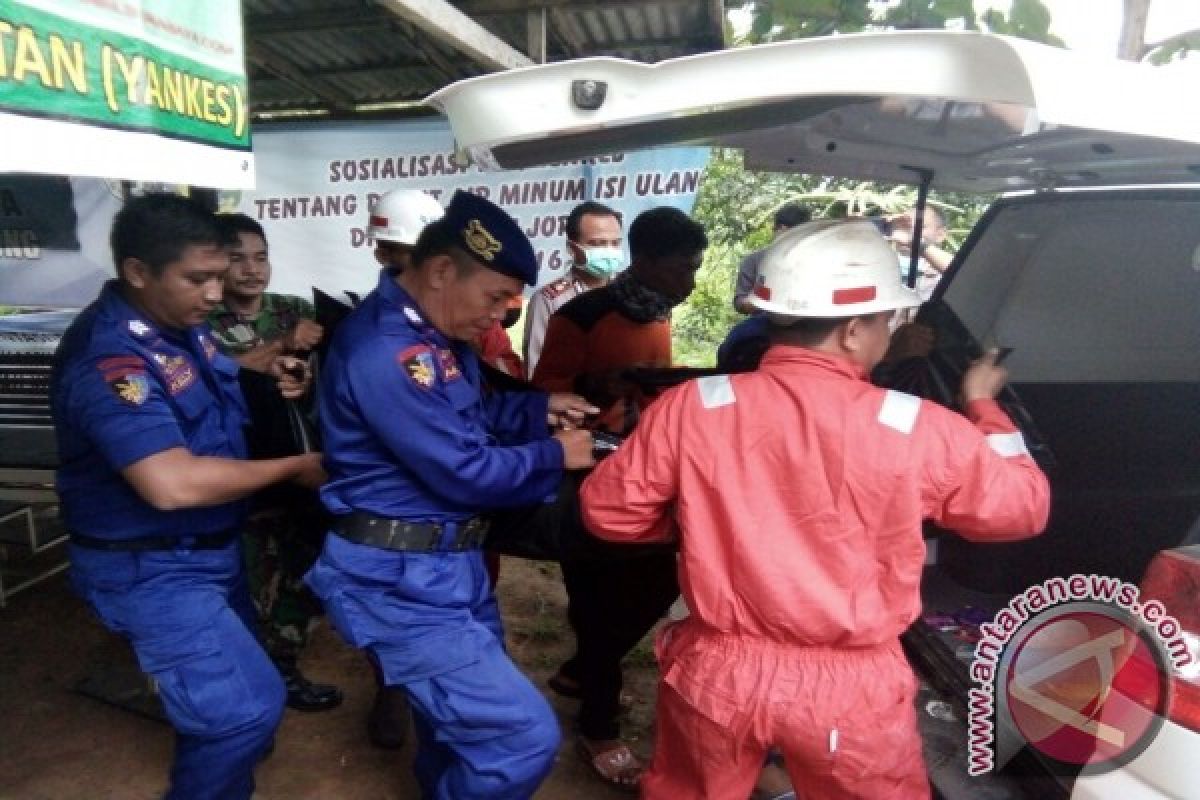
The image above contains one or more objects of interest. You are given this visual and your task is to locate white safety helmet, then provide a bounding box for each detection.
[748,218,922,318]
[368,190,445,246]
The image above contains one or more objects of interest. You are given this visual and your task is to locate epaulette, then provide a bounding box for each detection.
[541,278,573,300]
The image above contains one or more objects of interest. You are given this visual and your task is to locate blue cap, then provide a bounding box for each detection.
[442,190,538,285]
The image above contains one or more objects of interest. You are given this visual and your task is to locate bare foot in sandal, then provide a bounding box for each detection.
[577,736,643,793]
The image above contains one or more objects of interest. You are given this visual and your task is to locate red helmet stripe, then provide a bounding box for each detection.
[832,286,877,304]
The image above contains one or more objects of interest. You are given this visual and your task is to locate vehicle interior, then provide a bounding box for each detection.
[917,190,1200,593]
[426,34,1200,796]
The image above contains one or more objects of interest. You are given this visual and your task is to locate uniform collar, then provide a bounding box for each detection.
[98,279,206,350]
[759,345,869,381]
[376,269,447,345]
[98,280,163,342]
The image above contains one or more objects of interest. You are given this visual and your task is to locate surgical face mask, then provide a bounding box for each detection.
[579,246,624,278]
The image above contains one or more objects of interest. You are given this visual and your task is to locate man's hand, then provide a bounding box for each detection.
[547,392,600,429]
[271,355,311,399]
[291,452,327,489]
[961,349,1009,403]
[554,428,596,470]
[283,319,324,354]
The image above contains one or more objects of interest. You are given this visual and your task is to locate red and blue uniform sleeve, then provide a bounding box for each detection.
[347,340,564,509]
[66,353,186,470]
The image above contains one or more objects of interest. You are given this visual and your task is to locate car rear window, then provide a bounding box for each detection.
[941,192,1200,384]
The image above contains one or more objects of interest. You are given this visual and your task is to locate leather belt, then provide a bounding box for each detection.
[69,528,239,552]
[332,512,489,553]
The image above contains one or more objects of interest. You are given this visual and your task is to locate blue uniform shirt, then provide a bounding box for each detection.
[319,270,563,522]
[716,314,770,371]
[52,281,250,539]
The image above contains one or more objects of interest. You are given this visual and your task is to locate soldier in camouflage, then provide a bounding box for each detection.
[209,213,341,713]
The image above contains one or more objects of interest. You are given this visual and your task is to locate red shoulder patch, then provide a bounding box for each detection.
[397,344,436,389]
[541,279,572,300]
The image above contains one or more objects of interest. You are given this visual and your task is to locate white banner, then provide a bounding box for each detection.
[225,118,711,299]
[0,118,710,307]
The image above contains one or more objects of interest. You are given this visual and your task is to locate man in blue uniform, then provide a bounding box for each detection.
[306,190,597,799]
[52,193,326,800]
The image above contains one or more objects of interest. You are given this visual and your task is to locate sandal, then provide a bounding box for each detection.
[576,736,643,793]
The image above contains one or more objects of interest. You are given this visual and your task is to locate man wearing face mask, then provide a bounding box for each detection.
[531,206,707,791]
[522,201,623,375]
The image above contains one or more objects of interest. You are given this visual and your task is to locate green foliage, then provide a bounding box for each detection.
[1145,32,1200,65]
[881,0,976,31]
[980,0,1064,47]
[672,150,990,366]
[729,0,1062,47]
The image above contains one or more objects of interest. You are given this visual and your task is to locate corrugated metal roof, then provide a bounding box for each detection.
[242,0,725,118]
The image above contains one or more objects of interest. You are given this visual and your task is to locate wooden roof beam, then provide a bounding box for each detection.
[373,0,534,71]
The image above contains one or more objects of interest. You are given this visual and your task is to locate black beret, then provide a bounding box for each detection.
[443,190,538,285]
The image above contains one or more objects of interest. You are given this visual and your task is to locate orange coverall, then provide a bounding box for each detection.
[579,347,1051,799]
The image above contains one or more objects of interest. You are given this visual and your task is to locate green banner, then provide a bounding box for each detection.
[1,1,249,150]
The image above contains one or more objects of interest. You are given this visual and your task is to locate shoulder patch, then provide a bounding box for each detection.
[151,352,197,395]
[398,344,437,389]
[542,279,572,299]
[437,348,462,382]
[98,356,144,377]
[109,372,150,405]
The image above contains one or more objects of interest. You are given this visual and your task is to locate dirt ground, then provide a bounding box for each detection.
[0,557,660,800]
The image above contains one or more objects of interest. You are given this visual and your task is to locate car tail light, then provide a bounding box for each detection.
[1115,546,1200,732]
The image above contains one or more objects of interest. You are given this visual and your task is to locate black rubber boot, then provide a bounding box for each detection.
[276,658,343,713]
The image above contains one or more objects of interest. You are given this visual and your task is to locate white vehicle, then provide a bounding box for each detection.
[430,32,1200,800]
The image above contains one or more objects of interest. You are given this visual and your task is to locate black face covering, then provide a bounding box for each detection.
[501,306,522,329]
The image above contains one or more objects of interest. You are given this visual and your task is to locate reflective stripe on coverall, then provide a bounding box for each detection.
[580,347,1051,799]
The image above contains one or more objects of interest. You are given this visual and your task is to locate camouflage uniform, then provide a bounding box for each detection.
[208,293,323,664]
[208,293,315,354]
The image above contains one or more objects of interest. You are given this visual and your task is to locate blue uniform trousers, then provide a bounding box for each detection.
[70,541,285,800]
[308,535,560,799]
